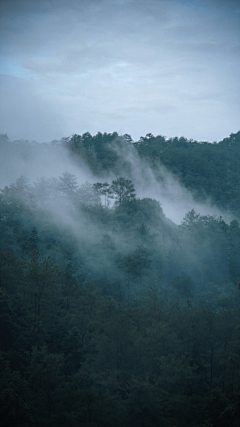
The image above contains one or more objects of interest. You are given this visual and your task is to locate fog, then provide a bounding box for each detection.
[106,139,226,223]
[0,134,228,225]
[1,132,238,298]
[1,1,240,424]
[0,138,94,188]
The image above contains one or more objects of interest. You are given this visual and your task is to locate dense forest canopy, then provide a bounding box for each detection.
[0,130,240,427]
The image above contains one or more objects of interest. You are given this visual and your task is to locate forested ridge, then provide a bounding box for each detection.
[66,130,240,217]
[0,131,240,427]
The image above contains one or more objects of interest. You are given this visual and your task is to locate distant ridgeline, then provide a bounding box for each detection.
[65,131,240,217]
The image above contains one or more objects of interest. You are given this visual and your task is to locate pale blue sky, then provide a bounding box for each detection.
[0,0,239,142]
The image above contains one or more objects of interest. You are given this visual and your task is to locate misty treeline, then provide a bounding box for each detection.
[1,130,240,217]
[65,130,240,217]
[1,131,240,427]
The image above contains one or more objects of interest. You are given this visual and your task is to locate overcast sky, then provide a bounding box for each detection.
[0,0,239,142]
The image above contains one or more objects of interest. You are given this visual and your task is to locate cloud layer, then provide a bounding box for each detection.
[0,0,239,141]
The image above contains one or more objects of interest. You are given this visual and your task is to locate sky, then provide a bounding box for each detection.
[0,0,239,142]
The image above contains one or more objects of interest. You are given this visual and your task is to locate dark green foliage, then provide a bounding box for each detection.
[66,131,240,216]
[134,131,240,217]
[1,130,240,426]
[110,177,136,206]
[66,132,129,175]
[1,251,240,426]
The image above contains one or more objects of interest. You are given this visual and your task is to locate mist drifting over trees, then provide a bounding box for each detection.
[0,130,240,427]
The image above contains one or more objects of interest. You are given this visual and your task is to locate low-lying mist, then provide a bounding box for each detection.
[0,137,94,189]
[105,138,226,224]
[1,132,240,304]
[1,132,240,427]
[0,133,229,225]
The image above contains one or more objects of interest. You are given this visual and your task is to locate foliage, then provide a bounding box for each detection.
[1,130,240,426]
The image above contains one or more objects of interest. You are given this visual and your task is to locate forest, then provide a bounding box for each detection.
[0,130,240,427]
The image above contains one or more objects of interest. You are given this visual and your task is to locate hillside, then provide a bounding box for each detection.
[0,131,240,427]
[65,131,240,217]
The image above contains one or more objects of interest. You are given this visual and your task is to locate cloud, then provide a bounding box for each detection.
[0,75,66,141]
[0,0,239,142]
